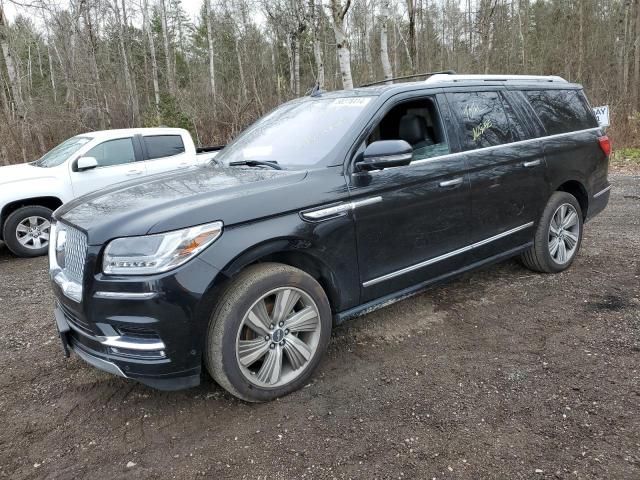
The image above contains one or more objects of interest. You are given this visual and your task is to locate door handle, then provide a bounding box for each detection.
[523,160,542,168]
[439,177,464,188]
[178,162,189,167]
[126,169,143,176]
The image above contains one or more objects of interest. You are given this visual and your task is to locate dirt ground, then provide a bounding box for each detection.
[0,175,638,480]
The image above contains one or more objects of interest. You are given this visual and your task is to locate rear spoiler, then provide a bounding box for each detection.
[196,145,225,154]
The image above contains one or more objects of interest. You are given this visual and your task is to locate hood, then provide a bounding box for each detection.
[0,163,55,186]
[56,166,308,245]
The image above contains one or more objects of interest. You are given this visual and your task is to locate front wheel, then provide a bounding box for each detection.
[521,191,583,273]
[2,205,53,258]
[204,263,332,402]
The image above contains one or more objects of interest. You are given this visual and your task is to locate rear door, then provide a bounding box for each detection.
[445,88,546,259]
[70,136,146,197]
[140,134,193,175]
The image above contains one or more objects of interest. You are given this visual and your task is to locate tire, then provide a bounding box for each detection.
[204,263,332,402]
[2,205,53,258]
[521,191,583,273]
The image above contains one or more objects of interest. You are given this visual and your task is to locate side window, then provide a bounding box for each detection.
[500,93,529,141]
[447,91,512,151]
[524,89,597,135]
[366,97,450,162]
[143,135,185,160]
[85,138,135,167]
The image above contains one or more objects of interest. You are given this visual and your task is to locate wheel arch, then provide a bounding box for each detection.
[217,240,343,314]
[555,180,589,219]
[0,196,63,240]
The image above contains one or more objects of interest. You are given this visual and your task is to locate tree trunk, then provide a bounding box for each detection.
[82,1,106,128]
[160,0,176,95]
[293,33,300,96]
[204,0,216,101]
[634,0,640,109]
[310,0,324,89]
[330,0,354,90]
[113,0,138,125]
[0,7,25,119]
[406,0,417,72]
[143,0,161,121]
[46,41,56,103]
[380,0,393,83]
[235,35,247,101]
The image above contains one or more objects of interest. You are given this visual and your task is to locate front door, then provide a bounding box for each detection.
[70,137,146,197]
[349,94,473,303]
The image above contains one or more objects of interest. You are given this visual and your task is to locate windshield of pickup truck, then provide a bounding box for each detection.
[32,136,92,168]
[215,96,373,168]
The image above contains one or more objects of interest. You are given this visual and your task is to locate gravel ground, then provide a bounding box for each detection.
[0,175,638,480]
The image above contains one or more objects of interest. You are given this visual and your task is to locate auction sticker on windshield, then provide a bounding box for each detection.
[329,97,371,108]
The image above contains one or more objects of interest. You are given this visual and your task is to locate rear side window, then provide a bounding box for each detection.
[143,135,185,160]
[524,90,597,135]
[447,91,512,151]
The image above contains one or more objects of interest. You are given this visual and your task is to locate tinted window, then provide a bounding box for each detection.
[448,91,512,151]
[500,93,529,141]
[144,135,185,160]
[86,138,135,167]
[524,89,597,135]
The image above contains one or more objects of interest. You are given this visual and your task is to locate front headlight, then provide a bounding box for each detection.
[103,221,223,275]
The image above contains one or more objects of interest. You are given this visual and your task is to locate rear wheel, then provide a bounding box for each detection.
[204,263,332,402]
[2,206,53,258]
[521,191,583,273]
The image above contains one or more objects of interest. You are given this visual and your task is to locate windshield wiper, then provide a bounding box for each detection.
[228,160,282,170]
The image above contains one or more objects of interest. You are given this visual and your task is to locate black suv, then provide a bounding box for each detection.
[49,74,611,401]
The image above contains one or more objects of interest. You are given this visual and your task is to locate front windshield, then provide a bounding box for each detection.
[32,136,92,168]
[215,96,373,168]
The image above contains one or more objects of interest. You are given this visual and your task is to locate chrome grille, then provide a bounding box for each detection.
[63,226,87,282]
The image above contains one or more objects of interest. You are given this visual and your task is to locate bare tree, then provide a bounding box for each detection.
[330,0,353,89]
[380,0,393,83]
[204,0,216,101]
[142,0,161,121]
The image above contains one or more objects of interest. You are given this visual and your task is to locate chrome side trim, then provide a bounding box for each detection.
[410,127,601,167]
[94,291,158,300]
[302,196,383,221]
[593,185,612,199]
[362,222,535,287]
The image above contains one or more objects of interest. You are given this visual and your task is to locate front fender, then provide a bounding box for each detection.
[197,211,360,313]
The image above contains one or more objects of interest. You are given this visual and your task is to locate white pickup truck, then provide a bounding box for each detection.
[0,127,221,257]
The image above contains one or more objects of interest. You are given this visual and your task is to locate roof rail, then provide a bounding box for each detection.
[425,74,568,84]
[359,70,456,88]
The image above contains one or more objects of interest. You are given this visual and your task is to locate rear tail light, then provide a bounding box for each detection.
[598,136,611,157]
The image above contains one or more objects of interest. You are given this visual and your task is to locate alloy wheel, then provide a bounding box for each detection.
[16,216,51,250]
[548,203,580,265]
[235,287,322,388]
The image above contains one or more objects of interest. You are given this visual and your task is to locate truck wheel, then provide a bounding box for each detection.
[3,206,53,258]
[205,263,332,402]
[521,191,583,273]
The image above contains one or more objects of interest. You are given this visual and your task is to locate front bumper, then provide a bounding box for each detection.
[51,244,223,391]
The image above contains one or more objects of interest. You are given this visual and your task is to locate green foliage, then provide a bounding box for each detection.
[612,148,640,164]
[143,93,193,135]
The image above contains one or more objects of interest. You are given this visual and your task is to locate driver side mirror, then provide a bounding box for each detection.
[357,140,413,171]
[77,156,98,171]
